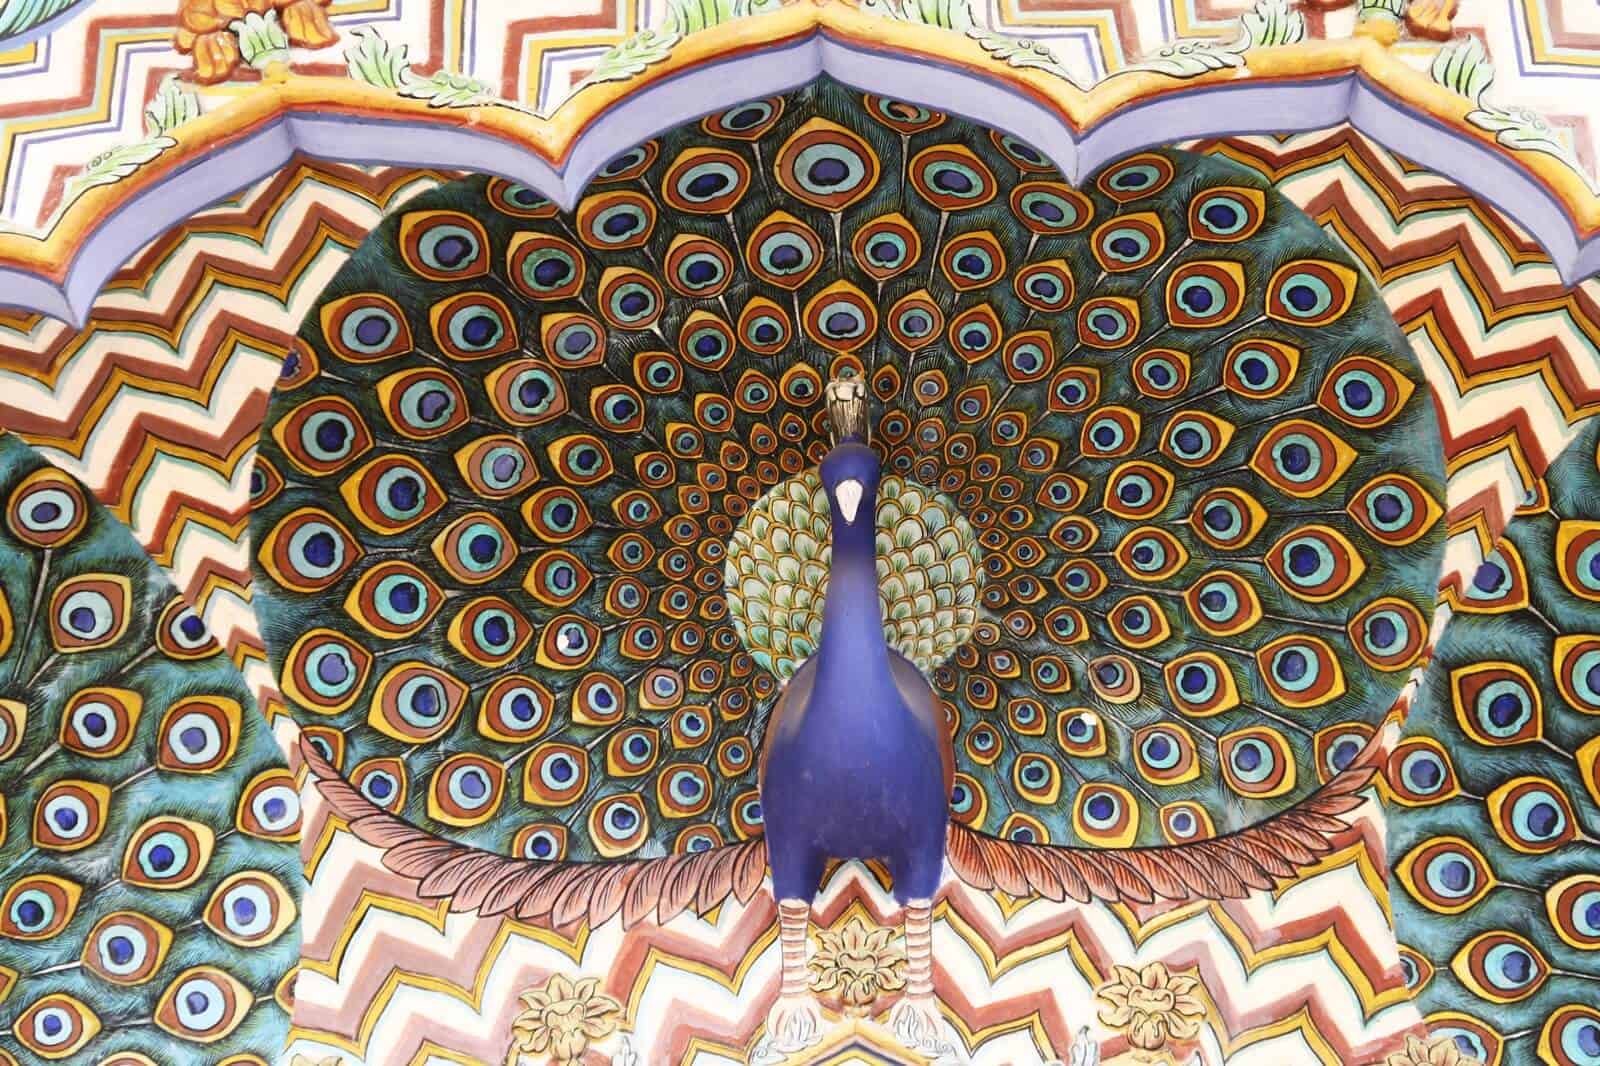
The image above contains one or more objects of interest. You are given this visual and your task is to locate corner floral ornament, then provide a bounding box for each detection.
[808,916,908,1012]
[1095,963,1207,1053]
[1383,1034,1485,1066]
[508,973,626,1065]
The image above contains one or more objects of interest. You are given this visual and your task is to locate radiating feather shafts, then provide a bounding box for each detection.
[249,76,1444,876]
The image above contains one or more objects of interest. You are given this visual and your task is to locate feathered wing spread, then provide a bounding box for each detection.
[1388,417,1600,1066]
[251,77,1442,917]
[301,738,767,927]
[306,733,1372,919]
[0,434,300,1062]
[946,762,1376,904]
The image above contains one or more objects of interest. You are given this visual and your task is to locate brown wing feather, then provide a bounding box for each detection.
[1012,844,1067,901]
[945,765,1377,904]
[301,736,767,927]
[1215,836,1299,881]
[481,865,552,917]
[623,858,677,926]
[306,733,1368,917]
[1065,849,1123,900]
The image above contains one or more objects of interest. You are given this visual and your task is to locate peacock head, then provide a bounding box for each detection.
[820,442,879,529]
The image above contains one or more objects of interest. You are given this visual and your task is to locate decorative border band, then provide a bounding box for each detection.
[3,3,1598,324]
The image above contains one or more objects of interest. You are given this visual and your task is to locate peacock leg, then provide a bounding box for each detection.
[764,897,824,1051]
[889,897,946,1052]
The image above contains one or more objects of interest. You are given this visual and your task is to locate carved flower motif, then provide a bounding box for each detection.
[1095,963,1206,1052]
[175,0,335,83]
[510,974,625,1064]
[1384,1034,1483,1066]
[808,916,907,1012]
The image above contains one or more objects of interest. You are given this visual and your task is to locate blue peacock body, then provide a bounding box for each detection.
[0,433,301,1064]
[249,77,1444,923]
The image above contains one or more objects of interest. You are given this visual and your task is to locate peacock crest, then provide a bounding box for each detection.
[248,77,1444,868]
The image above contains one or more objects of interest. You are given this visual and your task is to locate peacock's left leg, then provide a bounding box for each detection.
[888,837,947,1052]
[889,898,945,1050]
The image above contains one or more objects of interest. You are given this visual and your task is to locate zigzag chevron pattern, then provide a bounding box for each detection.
[0,0,1596,234]
[0,160,457,712]
[0,126,1596,1063]
[285,787,1415,1065]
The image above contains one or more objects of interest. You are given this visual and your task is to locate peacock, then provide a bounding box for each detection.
[1388,415,1600,1066]
[0,432,302,1064]
[248,76,1447,1052]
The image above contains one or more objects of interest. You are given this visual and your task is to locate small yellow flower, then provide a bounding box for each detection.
[290,1057,344,1066]
[1095,962,1207,1052]
[1384,1034,1483,1066]
[808,916,907,1013]
[509,973,625,1065]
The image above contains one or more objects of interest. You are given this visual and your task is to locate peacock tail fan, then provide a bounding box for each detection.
[250,77,1443,897]
[0,432,301,1064]
[1389,415,1600,1066]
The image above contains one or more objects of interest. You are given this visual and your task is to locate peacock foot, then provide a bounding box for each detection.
[890,992,949,1054]
[764,992,825,1053]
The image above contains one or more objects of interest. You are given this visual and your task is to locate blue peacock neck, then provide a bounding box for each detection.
[805,375,902,720]
[814,443,890,677]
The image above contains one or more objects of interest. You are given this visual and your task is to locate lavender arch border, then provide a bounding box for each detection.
[6,30,1595,325]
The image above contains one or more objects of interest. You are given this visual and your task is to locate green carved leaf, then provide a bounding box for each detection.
[144,74,201,137]
[665,0,783,34]
[1126,37,1246,77]
[1430,35,1494,104]
[230,10,291,71]
[967,28,1078,83]
[345,26,414,89]
[864,0,975,30]
[1241,0,1305,47]
[572,27,683,96]
[399,70,498,109]
[63,137,175,204]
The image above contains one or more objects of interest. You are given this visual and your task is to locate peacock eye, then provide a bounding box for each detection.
[488,178,558,217]
[596,141,658,182]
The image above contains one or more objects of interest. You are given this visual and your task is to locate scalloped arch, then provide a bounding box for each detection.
[2,4,1599,325]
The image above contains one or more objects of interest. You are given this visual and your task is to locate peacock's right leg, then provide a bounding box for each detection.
[765,897,824,1051]
[764,843,827,1052]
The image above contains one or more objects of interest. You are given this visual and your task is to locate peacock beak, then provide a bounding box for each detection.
[834,479,864,525]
